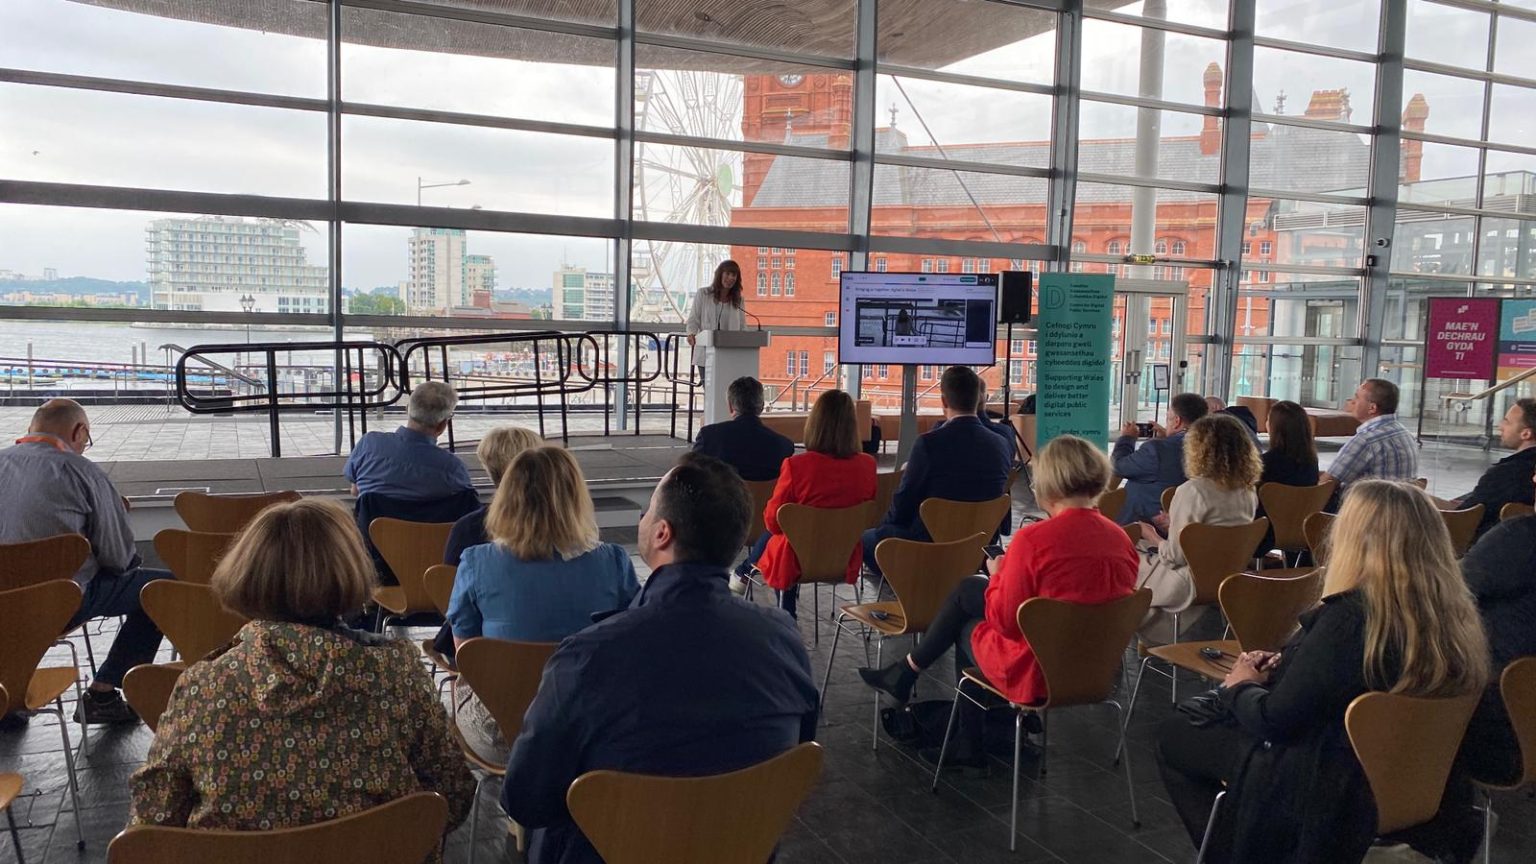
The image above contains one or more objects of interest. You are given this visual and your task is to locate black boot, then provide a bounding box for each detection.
[858,659,919,704]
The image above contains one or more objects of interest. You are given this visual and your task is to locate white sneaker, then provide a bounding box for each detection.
[729,573,748,595]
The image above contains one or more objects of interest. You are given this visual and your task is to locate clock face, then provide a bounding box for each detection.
[777,74,804,87]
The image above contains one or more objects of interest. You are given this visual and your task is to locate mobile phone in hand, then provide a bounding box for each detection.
[983,544,1005,559]
[1136,421,1156,438]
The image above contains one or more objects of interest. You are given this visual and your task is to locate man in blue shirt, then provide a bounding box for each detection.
[1111,392,1209,526]
[343,381,472,501]
[691,376,794,482]
[501,453,819,864]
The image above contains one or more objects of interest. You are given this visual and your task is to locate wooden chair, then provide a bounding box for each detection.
[776,501,876,644]
[868,468,905,531]
[919,495,1011,544]
[1116,568,1323,763]
[1477,657,1536,863]
[367,518,456,632]
[420,564,459,708]
[1413,477,1429,489]
[1258,480,1337,565]
[0,581,86,849]
[1304,511,1335,566]
[122,663,184,734]
[173,490,301,534]
[453,637,559,860]
[106,791,450,864]
[932,590,1153,849]
[0,533,97,674]
[1500,502,1534,522]
[567,742,823,864]
[827,533,987,743]
[139,581,248,665]
[743,478,778,549]
[1097,486,1128,524]
[1160,484,1179,514]
[153,529,237,585]
[1439,505,1485,556]
[0,684,23,863]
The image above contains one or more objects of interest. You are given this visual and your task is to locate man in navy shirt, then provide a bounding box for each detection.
[501,453,819,864]
[862,366,1013,574]
[343,381,472,501]
[1452,397,1536,540]
[690,376,794,482]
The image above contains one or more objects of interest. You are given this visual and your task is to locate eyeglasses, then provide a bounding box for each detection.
[75,424,93,452]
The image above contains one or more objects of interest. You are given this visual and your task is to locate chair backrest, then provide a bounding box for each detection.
[107,792,449,864]
[1218,568,1324,652]
[122,663,184,734]
[1303,511,1335,565]
[422,564,456,617]
[874,534,988,634]
[1497,657,1536,790]
[1501,502,1535,522]
[1019,589,1153,709]
[0,580,83,715]
[868,469,904,530]
[368,518,456,612]
[1412,477,1429,489]
[1345,690,1480,835]
[742,479,778,549]
[918,495,1011,544]
[139,581,248,663]
[454,638,558,752]
[153,529,238,585]
[1160,485,1178,514]
[355,490,481,584]
[1258,480,1338,551]
[1438,505,1485,556]
[174,490,302,534]
[566,742,823,864]
[1178,519,1270,606]
[1097,487,1128,524]
[776,501,876,585]
[0,533,90,591]
[1010,414,1037,464]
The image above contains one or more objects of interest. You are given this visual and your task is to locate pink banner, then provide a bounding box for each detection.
[1425,297,1499,381]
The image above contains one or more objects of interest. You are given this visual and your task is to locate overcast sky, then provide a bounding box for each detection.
[0,0,1523,291]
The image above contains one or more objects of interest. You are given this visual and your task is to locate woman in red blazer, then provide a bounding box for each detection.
[755,389,877,619]
[859,434,1137,765]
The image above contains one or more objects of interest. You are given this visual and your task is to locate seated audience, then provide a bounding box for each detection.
[344,381,472,501]
[1156,481,1488,864]
[0,399,167,725]
[862,366,1012,575]
[690,376,794,483]
[501,453,819,864]
[130,499,475,855]
[444,425,543,565]
[1134,414,1260,643]
[1458,475,1536,786]
[1111,392,1209,526]
[448,446,639,763]
[934,383,1017,448]
[858,435,1137,766]
[1255,400,1321,558]
[1451,397,1536,541]
[1321,378,1417,506]
[1206,396,1261,447]
[754,390,876,619]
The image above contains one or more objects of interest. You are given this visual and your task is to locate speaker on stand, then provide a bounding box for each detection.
[998,271,1033,421]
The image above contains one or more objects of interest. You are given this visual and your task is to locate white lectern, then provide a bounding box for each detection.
[697,329,770,426]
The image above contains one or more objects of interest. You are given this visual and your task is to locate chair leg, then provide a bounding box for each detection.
[1170,612,1180,704]
[79,626,98,678]
[812,584,820,646]
[50,700,85,850]
[467,774,484,864]
[869,638,883,751]
[1010,711,1023,852]
[1114,656,1152,766]
[1483,789,1494,864]
[1195,790,1225,864]
[1109,699,1140,829]
[930,685,962,793]
[6,803,23,864]
[820,617,843,712]
[1039,710,1049,777]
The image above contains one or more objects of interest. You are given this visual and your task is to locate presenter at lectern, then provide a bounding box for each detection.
[685,259,747,370]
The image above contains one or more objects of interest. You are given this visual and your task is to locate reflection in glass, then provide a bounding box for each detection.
[878,75,1052,155]
[1392,213,1476,276]
[1078,101,1222,185]
[1249,121,1371,195]
[1231,341,1361,409]
[1405,0,1489,71]
[1255,0,1381,53]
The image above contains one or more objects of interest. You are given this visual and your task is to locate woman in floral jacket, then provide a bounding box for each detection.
[130,499,474,860]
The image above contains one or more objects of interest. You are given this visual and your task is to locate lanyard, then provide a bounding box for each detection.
[14,434,72,453]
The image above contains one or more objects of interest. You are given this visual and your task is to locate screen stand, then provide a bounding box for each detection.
[895,364,918,468]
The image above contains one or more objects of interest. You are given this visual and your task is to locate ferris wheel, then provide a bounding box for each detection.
[632,68,744,323]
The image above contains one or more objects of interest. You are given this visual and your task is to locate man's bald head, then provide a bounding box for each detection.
[29,399,89,442]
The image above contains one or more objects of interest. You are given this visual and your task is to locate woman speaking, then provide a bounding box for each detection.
[685,259,747,368]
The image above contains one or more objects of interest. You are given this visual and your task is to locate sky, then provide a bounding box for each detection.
[0,0,1528,292]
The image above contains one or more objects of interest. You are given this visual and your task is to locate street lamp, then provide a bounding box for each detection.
[417,177,471,207]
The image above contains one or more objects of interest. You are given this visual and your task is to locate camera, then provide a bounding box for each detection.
[1136,421,1156,438]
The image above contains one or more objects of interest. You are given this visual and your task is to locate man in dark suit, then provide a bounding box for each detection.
[861,366,1013,574]
[1112,392,1209,526]
[1453,397,1536,540]
[501,453,819,864]
[691,376,795,482]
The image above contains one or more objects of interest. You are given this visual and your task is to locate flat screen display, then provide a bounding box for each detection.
[837,271,998,366]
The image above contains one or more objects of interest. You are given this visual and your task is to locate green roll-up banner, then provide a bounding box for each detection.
[1036,273,1115,449]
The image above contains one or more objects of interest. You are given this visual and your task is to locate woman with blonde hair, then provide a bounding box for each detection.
[754,389,876,618]
[131,499,475,857]
[448,445,639,761]
[1135,413,1262,643]
[860,434,1138,766]
[1157,480,1489,863]
[445,425,543,565]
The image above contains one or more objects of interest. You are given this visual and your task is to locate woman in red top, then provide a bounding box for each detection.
[754,389,877,619]
[859,434,1138,765]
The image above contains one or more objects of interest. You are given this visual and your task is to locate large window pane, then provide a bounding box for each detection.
[878,76,1053,157]
[636,144,849,228]
[1253,47,1376,121]
[871,166,1045,241]
[1073,182,1222,254]
[1255,0,1381,53]
[342,116,613,217]
[1402,71,1486,142]
[878,0,1056,84]
[1405,0,1489,70]
[1250,121,1372,195]
[1477,217,1536,280]
[0,0,327,97]
[1237,273,1361,342]
[1080,19,1227,108]
[637,0,853,57]
[1494,14,1536,79]
[1079,100,1223,185]
[1232,340,1361,408]
[342,7,615,126]
[1486,85,1536,149]
[1,85,327,198]
[1268,198,1369,268]
[1092,1,1229,31]
[1392,213,1477,276]
[1483,150,1536,200]
[1398,141,1482,206]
